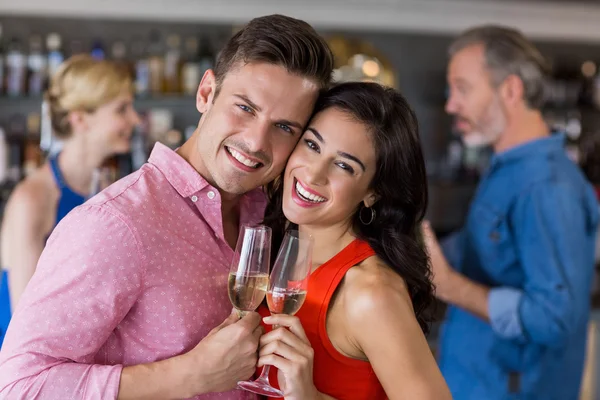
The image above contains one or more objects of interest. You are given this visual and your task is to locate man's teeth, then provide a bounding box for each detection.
[295,181,326,203]
[228,147,260,168]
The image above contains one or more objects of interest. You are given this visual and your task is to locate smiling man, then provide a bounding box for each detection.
[0,14,333,400]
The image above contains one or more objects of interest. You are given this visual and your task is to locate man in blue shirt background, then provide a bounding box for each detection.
[423,25,600,400]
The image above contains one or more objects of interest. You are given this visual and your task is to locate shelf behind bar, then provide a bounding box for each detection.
[0,94,197,109]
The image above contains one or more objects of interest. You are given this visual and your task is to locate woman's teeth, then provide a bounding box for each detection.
[295,181,326,203]
[227,147,261,168]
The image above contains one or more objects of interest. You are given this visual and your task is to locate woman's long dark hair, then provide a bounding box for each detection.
[263,81,434,334]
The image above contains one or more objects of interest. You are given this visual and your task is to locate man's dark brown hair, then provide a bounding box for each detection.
[213,14,334,94]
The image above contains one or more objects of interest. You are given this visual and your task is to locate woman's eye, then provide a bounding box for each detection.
[305,139,319,152]
[336,162,355,174]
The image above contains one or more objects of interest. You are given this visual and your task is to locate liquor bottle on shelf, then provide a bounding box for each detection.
[145,108,183,149]
[116,152,133,180]
[7,141,22,184]
[46,33,64,80]
[580,133,600,185]
[110,40,128,65]
[591,63,600,111]
[197,36,215,80]
[545,63,594,166]
[565,110,583,164]
[23,112,42,176]
[0,23,5,95]
[39,99,53,154]
[181,36,200,96]
[147,30,165,96]
[546,64,584,109]
[131,37,150,97]
[0,127,8,184]
[164,129,183,149]
[579,60,597,108]
[5,37,27,97]
[444,137,463,181]
[90,39,106,61]
[90,156,118,196]
[184,125,196,141]
[163,34,181,94]
[68,39,85,57]
[6,114,26,184]
[110,39,132,81]
[148,108,174,146]
[27,35,47,97]
[130,112,150,171]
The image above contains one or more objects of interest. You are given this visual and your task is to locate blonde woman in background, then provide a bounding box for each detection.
[0,54,140,346]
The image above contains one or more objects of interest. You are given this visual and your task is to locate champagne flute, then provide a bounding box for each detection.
[238,229,313,397]
[228,225,271,318]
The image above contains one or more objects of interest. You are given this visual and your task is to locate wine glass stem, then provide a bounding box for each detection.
[254,324,279,383]
[256,364,272,383]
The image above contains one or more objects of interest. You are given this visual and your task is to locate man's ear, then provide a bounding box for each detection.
[196,69,217,114]
[500,74,525,108]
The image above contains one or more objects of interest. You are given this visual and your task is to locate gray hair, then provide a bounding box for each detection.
[449,25,551,110]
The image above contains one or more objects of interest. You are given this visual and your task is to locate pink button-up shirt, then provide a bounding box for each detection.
[0,143,265,400]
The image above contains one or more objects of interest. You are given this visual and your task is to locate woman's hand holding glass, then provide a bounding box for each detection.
[259,314,320,400]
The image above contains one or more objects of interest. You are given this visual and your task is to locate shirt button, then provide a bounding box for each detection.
[191,195,198,202]
[207,191,215,200]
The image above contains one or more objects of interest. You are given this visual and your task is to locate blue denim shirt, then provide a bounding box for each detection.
[438,135,600,400]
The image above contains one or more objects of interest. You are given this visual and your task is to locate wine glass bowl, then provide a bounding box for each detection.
[227,225,271,317]
[266,230,312,316]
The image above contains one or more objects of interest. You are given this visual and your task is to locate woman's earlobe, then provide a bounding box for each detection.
[364,193,380,208]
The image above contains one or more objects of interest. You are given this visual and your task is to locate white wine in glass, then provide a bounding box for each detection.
[227,225,271,317]
[267,287,307,316]
[238,229,313,397]
[228,273,269,312]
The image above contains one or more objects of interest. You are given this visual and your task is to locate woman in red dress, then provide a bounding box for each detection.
[258,82,451,400]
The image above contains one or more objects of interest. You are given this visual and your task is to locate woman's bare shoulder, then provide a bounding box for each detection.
[3,165,57,226]
[346,255,410,298]
[341,255,413,320]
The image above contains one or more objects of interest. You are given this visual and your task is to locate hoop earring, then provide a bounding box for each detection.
[359,206,376,225]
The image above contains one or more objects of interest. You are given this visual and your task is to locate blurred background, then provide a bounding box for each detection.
[1,0,599,233]
[0,0,599,396]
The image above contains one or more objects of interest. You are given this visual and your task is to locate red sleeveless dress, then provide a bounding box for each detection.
[258,239,387,399]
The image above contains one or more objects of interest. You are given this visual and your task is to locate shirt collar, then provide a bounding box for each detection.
[148,142,210,198]
[147,142,267,211]
[491,133,566,167]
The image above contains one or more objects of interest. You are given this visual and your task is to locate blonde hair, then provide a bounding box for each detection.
[45,54,133,138]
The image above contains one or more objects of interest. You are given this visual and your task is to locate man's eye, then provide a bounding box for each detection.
[276,123,293,134]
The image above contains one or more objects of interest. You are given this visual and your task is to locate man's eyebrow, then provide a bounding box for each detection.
[234,94,262,112]
[235,94,303,130]
[279,119,304,131]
